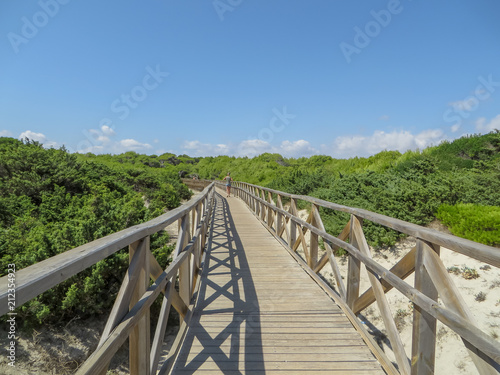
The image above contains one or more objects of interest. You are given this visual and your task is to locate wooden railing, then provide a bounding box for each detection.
[0,182,216,375]
[181,178,212,191]
[231,181,500,375]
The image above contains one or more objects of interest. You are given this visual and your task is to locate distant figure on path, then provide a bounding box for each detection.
[223,172,233,197]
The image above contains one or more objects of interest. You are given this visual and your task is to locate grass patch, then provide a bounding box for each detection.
[436,203,500,246]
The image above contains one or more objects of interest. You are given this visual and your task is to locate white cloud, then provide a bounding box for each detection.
[89,129,110,143]
[183,139,274,157]
[475,115,500,133]
[0,130,12,136]
[181,139,318,158]
[182,140,230,156]
[332,129,446,158]
[451,123,461,133]
[75,125,154,154]
[379,115,390,121]
[236,139,273,157]
[119,139,152,150]
[101,125,115,136]
[279,140,318,157]
[19,130,47,142]
[414,129,444,149]
[18,130,58,148]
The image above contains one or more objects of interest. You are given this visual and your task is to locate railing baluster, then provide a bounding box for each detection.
[290,198,297,248]
[309,204,320,269]
[129,236,151,375]
[411,239,439,375]
[267,191,274,229]
[178,214,192,306]
[351,216,411,375]
[346,215,361,310]
[150,281,173,374]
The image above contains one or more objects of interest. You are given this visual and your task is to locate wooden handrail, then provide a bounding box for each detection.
[231,180,500,375]
[234,181,500,267]
[0,182,216,375]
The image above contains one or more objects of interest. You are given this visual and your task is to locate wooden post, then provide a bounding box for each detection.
[254,187,260,217]
[178,215,191,307]
[276,195,283,239]
[411,239,439,375]
[290,198,297,249]
[267,191,273,228]
[308,205,320,269]
[129,237,151,375]
[346,215,361,310]
[352,217,411,374]
[260,189,266,221]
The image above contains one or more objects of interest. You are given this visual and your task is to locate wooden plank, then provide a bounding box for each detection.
[353,246,416,314]
[173,371,382,375]
[149,249,164,280]
[174,359,382,371]
[129,237,151,375]
[346,216,360,310]
[311,210,348,301]
[351,216,411,375]
[182,345,374,354]
[170,194,387,375]
[239,192,500,366]
[181,351,378,362]
[309,205,320,269]
[170,279,188,319]
[422,244,500,374]
[150,282,174,375]
[157,233,210,375]
[230,196,397,374]
[98,244,145,347]
[76,248,191,374]
[312,217,350,273]
[289,198,297,249]
[267,191,274,229]
[411,239,438,375]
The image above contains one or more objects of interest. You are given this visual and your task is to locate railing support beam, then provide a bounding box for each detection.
[129,236,151,375]
[411,239,439,375]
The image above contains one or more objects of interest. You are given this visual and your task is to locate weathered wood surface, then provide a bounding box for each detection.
[230,180,500,374]
[232,181,500,268]
[170,191,385,374]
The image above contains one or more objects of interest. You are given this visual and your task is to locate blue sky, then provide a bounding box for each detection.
[1,0,499,158]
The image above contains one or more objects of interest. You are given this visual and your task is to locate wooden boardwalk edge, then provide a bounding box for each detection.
[169,190,392,374]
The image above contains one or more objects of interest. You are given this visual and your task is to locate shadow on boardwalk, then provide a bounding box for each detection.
[173,194,265,374]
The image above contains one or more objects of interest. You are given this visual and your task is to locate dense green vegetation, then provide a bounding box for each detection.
[185,132,500,247]
[0,138,191,327]
[1,132,498,327]
[437,204,500,246]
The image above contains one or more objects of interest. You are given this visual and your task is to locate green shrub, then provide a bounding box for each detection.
[0,139,188,328]
[437,204,500,246]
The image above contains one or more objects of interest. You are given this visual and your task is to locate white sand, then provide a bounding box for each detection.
[311,227,500,374]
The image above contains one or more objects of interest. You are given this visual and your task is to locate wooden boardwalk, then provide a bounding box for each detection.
[171,191,386,374]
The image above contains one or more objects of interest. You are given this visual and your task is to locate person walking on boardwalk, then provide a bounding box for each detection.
[223,172,233,197]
